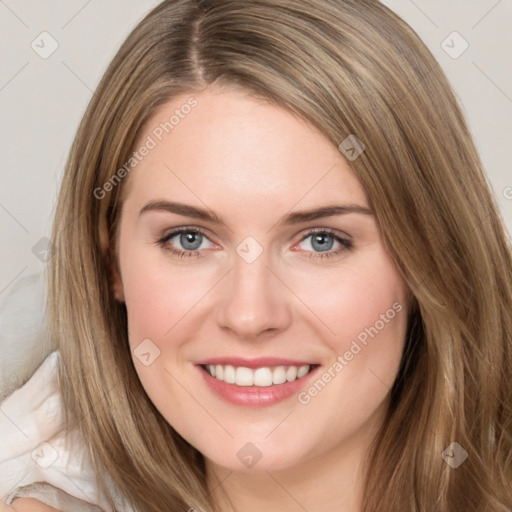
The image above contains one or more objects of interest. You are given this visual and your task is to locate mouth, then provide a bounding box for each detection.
[199,363,319,387]
[194,358,321,407]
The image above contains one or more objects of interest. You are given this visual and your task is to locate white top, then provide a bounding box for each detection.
[0,351,133,511]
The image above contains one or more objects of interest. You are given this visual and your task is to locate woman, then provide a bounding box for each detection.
[2,0,511,510]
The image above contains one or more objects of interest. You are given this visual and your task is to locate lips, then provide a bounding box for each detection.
[194,357,320,407]
[195,357,318,368]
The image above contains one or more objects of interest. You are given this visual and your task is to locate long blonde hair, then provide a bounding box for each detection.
[48,0,512,510]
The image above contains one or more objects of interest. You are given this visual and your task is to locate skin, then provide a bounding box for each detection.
[112,86,410,511]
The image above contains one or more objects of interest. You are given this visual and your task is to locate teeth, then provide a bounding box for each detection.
[224,365,236,384]
[237,367,254,386]
[286,366,297,381]
[297,365,309,378]
[253,367,273,386]
[204,364,312,386]
[273,366,287,384]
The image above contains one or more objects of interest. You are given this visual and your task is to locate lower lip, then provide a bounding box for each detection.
[196,364,320,407]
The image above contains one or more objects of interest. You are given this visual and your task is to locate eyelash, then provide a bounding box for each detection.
[155,227,353,260]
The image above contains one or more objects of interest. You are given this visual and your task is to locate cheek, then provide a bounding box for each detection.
[120,248,216,345]
[291,246,408,352]
[279,264,407,466]
[119,248,216,422]
[291,249,408,433]
[290,247,409,412]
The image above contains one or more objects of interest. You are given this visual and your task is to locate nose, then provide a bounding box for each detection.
[215,249,292,341]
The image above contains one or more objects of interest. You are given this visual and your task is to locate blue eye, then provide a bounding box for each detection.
[156,227,352,260]
[174,231,204,251]
[297,229,352,260]
[156,227,212,258]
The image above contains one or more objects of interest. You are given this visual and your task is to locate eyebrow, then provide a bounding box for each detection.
[139,200,374,225]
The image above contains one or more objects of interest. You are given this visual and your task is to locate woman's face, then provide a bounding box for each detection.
[113,87,410,473]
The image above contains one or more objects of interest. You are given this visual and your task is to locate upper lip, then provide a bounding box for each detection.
[195,357,318,368]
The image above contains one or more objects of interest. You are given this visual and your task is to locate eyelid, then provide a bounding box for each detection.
[159,225,215,243]
[297,226,352,242]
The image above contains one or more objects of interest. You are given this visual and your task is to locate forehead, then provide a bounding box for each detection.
[122,88,368,215]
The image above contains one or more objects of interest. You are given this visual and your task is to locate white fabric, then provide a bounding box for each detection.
[0,273,54,402]
[0,351,125,510]
[6,482,104,510]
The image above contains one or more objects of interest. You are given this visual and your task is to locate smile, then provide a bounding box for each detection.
[195,358,321,407]
[201,364,314,386]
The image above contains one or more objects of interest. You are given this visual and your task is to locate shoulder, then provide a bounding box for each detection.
[1,497,61,511]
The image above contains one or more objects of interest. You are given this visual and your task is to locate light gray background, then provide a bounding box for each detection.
[1,0,511,296]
